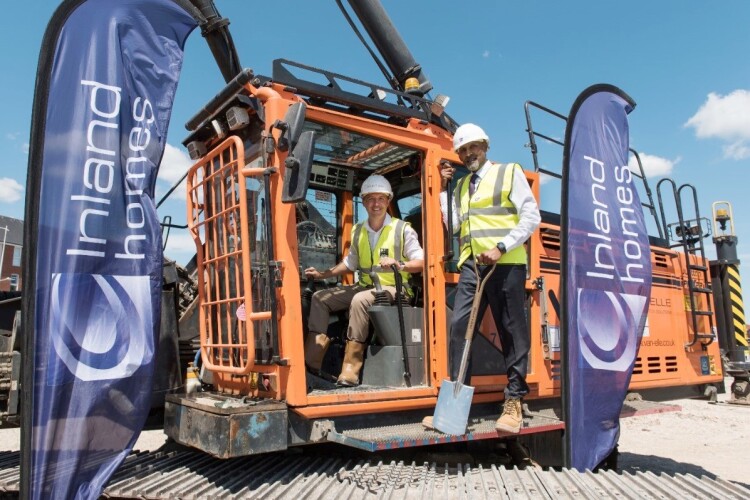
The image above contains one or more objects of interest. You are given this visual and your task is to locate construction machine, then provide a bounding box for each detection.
[1,0,731,470]
[157,0,726,465]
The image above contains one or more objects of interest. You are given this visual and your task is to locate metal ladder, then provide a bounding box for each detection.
[656,178,715,349]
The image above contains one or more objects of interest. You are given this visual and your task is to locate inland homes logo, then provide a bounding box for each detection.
[578,155,648,372]
[50,273,151,382]
[66,80,154,260]
[51,79,156,382]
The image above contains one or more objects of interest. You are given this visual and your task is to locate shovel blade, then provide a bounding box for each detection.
[432,379,474,435]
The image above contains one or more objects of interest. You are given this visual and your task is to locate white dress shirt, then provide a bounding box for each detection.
[439,160,541,253]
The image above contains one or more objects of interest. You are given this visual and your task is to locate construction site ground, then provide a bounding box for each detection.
[1,377,748,498]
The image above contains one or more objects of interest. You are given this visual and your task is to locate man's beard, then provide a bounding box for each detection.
[466,156,481,172]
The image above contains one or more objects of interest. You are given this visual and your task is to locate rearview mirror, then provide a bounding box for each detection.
[275,102,307,152]
[282,131,315,203]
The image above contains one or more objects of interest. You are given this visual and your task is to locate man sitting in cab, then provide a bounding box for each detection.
[304,174,424,386]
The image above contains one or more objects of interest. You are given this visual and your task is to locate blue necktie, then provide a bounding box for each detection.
[469,173,479,196]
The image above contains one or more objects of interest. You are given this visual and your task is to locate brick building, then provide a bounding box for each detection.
[0,215,23,292]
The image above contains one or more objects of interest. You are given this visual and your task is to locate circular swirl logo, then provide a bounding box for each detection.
[50,273,151,381]
[577,288,646,372]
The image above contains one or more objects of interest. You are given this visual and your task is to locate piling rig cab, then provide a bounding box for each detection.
[162,44,725,460]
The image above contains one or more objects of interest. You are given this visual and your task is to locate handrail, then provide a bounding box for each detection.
[656,178,714,349]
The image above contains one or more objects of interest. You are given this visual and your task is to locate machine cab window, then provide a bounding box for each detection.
[295,120,427,389]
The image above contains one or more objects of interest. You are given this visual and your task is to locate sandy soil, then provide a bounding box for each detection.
[2,378,748,490]
[616,379,749,488]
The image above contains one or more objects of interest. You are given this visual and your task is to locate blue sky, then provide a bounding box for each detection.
[2,1,750,292]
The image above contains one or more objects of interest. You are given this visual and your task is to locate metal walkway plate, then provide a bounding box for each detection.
[327,408,564,452]
[1,450,748,499]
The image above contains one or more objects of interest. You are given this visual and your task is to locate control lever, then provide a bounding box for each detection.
[369,271,390,306]
[391,264,411,383]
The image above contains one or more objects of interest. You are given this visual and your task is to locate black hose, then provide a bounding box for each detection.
[188,0,242,83]
[335,0,398,91]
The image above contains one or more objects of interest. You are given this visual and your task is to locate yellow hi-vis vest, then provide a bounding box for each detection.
[354,218,411,289]
[455,162,527,268]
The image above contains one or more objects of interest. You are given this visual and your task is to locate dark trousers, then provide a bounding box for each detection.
[449,259,530,399]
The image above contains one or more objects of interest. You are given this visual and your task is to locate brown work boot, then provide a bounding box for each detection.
[421,416,435,430]
[304,332,330,374]
[337,340,366,386]
[495,398,522,434]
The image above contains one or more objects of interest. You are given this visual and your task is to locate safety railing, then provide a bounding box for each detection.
[656,178,715,349]
[186,136,273,374]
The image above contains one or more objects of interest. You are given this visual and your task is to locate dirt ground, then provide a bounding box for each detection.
[2,377,748,490]
[616,378,749,488]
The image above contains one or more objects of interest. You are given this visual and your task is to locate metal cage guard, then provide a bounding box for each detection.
[186,136,276,374]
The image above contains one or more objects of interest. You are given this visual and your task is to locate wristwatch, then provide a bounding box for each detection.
[496,242,506,254]
[398,260,406,270]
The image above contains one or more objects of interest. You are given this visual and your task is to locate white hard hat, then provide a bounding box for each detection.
[360,174,393,199]
[453,123,489,152]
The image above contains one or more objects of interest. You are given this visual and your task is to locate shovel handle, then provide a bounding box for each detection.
[453,262,497,389]
[463,263,497,341]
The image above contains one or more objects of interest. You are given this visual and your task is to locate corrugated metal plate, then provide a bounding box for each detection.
[328,410,564,452]
[0,450,748,499]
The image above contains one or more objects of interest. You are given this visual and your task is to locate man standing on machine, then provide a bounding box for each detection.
[425,123,540,433]
[304,174,424,386]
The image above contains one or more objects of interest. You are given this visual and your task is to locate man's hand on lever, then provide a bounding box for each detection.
[440,160,455,190]
[306,262,346,280]
[304,267,327,280]
[379,257,405,272]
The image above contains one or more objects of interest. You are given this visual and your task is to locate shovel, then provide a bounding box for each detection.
[432,262,497,435]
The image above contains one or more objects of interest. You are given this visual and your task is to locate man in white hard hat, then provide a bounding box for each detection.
[304,174,424,386]
[424,123,540,433]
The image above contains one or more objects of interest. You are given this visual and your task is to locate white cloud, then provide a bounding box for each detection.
[723,141,750,160]
[685,89,750,160]
[162,231,197,266]
[0,178,23,203]
[156,143,193,201]
[539,172,555,185]
[158,143,193,183]
[6,133,28,154]
[482,50,490,58]
[628,152,678,178]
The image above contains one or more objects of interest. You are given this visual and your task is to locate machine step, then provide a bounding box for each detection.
[326,399,680,452]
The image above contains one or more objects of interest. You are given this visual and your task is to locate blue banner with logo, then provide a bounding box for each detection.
[23,0,196,497]
[560,85,651,471]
